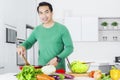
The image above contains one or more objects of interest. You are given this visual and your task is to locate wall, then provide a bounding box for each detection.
[36,0,120,64]
[37,0,120,20]
[0,0,37,73]
[0,19,18,73]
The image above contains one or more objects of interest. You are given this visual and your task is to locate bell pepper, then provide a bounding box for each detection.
[110,69,120,80]
[56,69,65,74]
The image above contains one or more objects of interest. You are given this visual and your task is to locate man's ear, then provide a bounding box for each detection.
[51,12,53,15]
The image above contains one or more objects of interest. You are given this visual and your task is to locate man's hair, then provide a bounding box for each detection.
[37,2,53,13]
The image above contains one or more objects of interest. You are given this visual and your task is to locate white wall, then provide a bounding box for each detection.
[0,19,19,73]
[0,0,37,74]
[69,42,120,62]
[37,0,120,19]
[37,0,120,63]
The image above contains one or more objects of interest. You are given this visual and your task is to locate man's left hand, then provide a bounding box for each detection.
[48,57,58,66]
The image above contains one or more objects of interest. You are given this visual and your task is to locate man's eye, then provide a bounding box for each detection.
[45,11,49,13]
[39,12,43,14]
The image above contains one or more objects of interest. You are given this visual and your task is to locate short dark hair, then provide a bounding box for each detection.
[37,2,53,13]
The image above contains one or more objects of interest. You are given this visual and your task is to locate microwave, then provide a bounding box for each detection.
[115,56,120,63]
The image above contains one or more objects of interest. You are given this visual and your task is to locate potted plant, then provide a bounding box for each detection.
[111,21,118,29]
[101,21,108,29]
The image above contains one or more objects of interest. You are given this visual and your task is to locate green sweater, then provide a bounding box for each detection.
[21,22,73,70]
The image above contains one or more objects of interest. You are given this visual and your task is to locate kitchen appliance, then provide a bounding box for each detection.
[115,56,120,63]
[16,39,27,66]
[98,63,112,74]
[6,27,17,43]
[114,56,120,69]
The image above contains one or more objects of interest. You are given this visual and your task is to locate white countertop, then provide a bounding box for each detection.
[0,73,94,80]
[0,73,17,80]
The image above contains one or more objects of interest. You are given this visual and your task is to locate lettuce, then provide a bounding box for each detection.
[16,66,43,80]
[70,61,89,73]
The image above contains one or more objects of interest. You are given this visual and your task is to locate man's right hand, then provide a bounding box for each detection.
[17,46,26,55]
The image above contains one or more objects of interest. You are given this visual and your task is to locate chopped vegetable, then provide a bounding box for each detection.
[101,74,111,80]
[16,65,43,80]
[58,74,65,80]
[37,74,55,80]
[89,70,102,80]
[49,74,64,80]
[93,70,102,80]
[64,74,74,79]
[49,75,60,80]
[89,71,95,78]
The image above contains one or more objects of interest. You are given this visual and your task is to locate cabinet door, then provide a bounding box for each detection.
[64,17,82,42]
[81,16,98,41]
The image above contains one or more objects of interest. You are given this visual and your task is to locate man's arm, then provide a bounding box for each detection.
[58,27,74,59]
[20,30,37,50]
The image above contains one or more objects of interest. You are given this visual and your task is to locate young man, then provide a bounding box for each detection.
[17,2,73,70]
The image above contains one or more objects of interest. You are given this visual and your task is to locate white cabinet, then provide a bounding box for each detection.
[81,16,98,41]
[64,16,98,41]
[64,17,82,41]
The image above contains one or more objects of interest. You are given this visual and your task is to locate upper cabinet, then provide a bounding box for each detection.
[64,16,98,42]
[64,17,82,41]
[81,16,98,41]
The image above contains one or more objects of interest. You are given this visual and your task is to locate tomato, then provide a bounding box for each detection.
[89,71,95,78]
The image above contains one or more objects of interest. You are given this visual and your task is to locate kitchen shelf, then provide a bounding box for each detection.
[99,29,120,31]
[99,17,120,42]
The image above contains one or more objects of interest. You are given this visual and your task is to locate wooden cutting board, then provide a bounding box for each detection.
[68,72,89,77]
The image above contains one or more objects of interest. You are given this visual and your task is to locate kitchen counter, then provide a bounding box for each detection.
[0,73,17,80]
[0,73,94,80]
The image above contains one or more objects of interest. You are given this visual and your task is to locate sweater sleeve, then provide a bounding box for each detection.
[20,30,37,50]
[58,27,74,59]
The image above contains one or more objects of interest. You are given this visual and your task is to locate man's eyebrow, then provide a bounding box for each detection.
[39,10,49,13]
[45,10,49,12]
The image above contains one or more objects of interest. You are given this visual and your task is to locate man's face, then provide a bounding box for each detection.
[38,6,53,24]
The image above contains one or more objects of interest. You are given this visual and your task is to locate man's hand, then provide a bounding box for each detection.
[48,57,58,66]
[17,46,26,56]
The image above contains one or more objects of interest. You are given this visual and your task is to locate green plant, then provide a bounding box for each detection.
[101,22,108,27]
[111,22,118,26]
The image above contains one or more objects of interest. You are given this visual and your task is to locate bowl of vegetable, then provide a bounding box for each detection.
[68,61,90,74]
